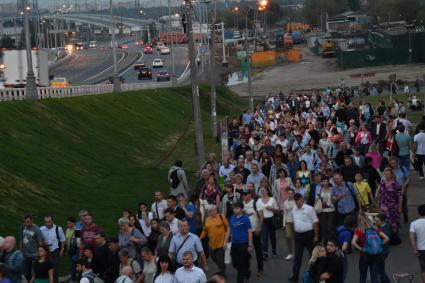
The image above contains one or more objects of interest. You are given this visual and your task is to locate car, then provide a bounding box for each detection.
[145,43,153,48]
[108,76,125,84]
[134,40,144,46]
[118,44,128,49]
[138,67,152,80]
[156,42,165,50]
[133,62,145,70]
[156,70,170,82]
[144,46,153,54]
[75,43,84,50]
[160,46,170,55]
[152,59,163,68]
[50,77,69,88]
[89,41,97,48]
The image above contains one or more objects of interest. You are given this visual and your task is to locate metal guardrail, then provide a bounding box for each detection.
[0,81,173,102]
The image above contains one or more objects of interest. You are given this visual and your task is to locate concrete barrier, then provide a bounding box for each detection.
[0,81,173,102]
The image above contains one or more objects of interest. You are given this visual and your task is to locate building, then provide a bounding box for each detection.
[326,11,369,33]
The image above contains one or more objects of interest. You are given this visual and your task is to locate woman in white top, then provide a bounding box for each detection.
[153,255,175,283]
[316,176,336,241]
[141,248,157,283]
[319,131,331,155]
[283,189,295,260]
[256,187,279,259]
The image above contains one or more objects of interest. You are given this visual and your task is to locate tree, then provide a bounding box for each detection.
[348,0,361,11]
[302,0,348,26]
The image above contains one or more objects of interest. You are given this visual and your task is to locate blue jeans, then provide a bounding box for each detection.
[398,155,410,172]
[359,255,379,283]
[261,217,276,256]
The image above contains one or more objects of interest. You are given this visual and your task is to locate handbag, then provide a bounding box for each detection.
[272,210,284,230]
[314,197,323,214]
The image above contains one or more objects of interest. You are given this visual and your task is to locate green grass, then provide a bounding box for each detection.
[352,93,425,124]
[0,85,246,237]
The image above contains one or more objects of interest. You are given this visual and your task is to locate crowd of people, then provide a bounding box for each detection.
[2,88,425,283]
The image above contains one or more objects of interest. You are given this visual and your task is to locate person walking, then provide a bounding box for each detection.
[30,245,54,283]
[376,168,403,232]
[409,204,425,283]
[352,215,389,283]
[225,202,253,283]
[200,206,228,275]
[413,125,425,179]
[317,176,336,241]
[241,189,264,277]
[168,219,208,271]
[40,215,65,283]
[283,189,296,260]
[20,214,43,282]
[152,255,174,283]
[168,160,190,198]
[0,237,23,283]
[256,187,279,259]
[173,251,206,283]
[289,193,319,282]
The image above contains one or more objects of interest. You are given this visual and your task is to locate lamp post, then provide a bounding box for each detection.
[109,0,121,92]
[22,0,38,100]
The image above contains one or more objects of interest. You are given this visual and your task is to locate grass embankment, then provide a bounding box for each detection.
[0,85,246,236]
[352,93,425,124]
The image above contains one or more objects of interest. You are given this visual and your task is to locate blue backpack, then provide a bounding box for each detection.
[364,228,383,255]
[303,270,312,283]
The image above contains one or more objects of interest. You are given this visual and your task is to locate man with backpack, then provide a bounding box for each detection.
[331,173,360,226]
[40,215,66,283]
[168,160,190,198]
[77,258,104,283]
[351,215,389,283]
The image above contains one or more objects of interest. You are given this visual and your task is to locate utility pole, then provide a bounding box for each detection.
[168,0,176,85]
[209,2,217,137]
[110,0,121,92]
[245,11,253,112]
[221,22,227,66]
[184,0,205,167]
[23,0,38,99]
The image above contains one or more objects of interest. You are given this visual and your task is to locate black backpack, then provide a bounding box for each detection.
[170,169,180,189]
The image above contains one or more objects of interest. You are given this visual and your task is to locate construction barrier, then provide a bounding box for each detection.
[251,51,276,68]
[276,48,302,63]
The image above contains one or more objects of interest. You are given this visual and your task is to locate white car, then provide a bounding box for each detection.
[160,46,170,55]
[152,59,164,68]
[157,42,165,50]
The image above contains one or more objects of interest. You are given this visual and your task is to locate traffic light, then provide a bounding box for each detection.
[182,13,187,34]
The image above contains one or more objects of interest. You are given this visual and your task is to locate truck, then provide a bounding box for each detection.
[321,39,336,57]
[158,32,188,44]
[291,31,303,44]
[1,49,49,87]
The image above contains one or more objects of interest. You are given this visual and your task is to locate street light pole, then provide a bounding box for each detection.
[109,0,121,92]
[208,0,217,137]
[245,10,253,112]
[185,0,205,167]
[167,0,176,85]
[23,0,38,100]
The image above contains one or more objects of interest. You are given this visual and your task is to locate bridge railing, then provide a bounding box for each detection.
[0,81,172,102]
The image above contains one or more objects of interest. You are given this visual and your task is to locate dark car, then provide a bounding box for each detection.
[156,70,170,82]
[134,62,145,70]
[138,67,152,80]
[108,76,125,84]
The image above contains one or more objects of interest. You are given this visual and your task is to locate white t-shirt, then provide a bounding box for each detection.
[410,218,425,250]
[256,197,278,219]
[414,132,425,155]
[243,199,260,232]
[292,204,318,233]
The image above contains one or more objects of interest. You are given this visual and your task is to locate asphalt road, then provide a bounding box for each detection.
[49,39,189,86]
[121,44,189,84]
[218,172,425,283]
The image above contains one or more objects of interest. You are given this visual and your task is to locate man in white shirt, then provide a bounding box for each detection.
[300,144,320,172]
[289,194,319,282]
[219,159,235,181]
[409,204,425,282]
[115,266,134,283]
[40,215,66,283]
[174,251,207,283]
[164,209,181,235]
[151,191,168,220]
[413,126,425,179]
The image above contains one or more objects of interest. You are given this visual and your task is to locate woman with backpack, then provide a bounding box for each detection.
[351,215,389,283]
[375,168,403,232]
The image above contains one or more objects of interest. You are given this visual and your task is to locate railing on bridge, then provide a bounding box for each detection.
[0,82,173,102]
